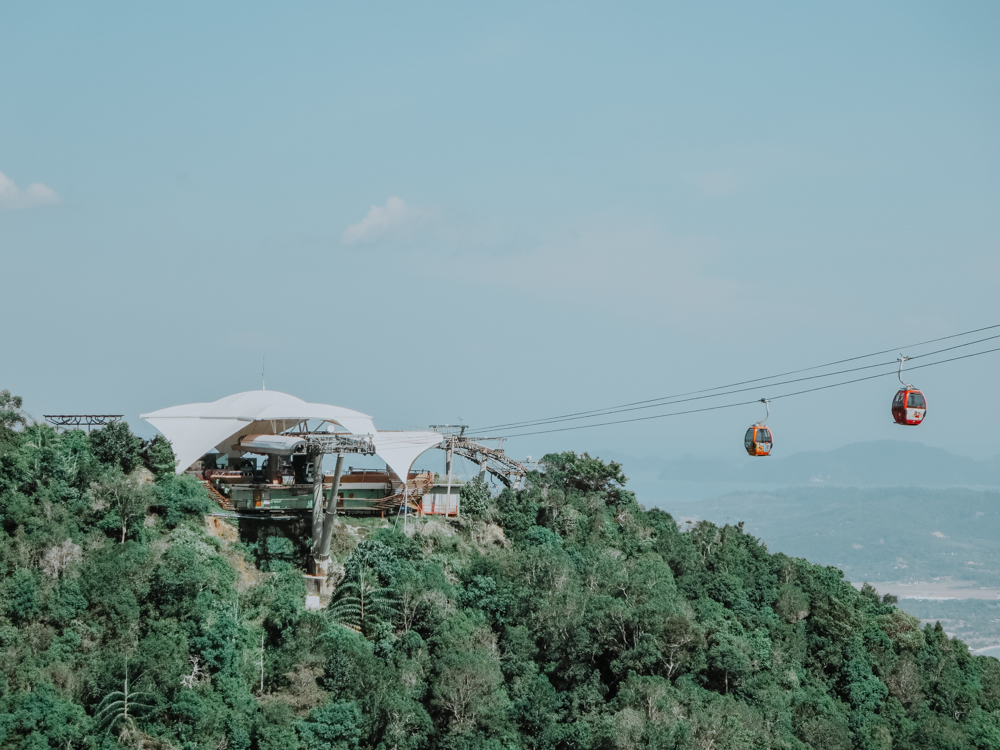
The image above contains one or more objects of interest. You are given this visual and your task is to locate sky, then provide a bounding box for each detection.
[2,2,999,477]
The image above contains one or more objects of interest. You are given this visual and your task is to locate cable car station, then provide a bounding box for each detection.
[141,390,525,600]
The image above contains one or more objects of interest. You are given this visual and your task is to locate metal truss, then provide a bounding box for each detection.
[44,415,123,432]
[444,435,526,487]
[288,432,377,456]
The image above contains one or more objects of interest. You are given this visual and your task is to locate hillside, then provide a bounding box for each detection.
[1,394,1000,749]
[662,486,1000,662]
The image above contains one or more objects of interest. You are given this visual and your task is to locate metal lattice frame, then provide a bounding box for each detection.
[444,436,526,487]
[44,415,123,432]
[287,432,378,456]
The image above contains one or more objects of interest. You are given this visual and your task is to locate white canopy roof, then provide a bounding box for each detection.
[140,390,443,481]
[372,431,450,485]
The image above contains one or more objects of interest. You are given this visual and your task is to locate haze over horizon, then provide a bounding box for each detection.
[3,3,999,465]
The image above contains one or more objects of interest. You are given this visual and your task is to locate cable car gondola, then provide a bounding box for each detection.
[891,355,926,426]
[745,399,773,456]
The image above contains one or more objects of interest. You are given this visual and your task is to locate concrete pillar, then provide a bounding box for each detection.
[315,453,345,568]
[444,442,453,516]
[309,453,325,553]
[265,454,280,483]
[401,488,409,534]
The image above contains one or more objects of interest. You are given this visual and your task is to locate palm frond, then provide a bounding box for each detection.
[94,700,126,720]
[95,692,126,710]
[94,678,156,733]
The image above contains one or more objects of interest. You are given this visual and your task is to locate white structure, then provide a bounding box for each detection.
[140,390,443,483]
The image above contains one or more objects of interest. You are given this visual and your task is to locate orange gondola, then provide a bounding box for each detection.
[744,399,773,456]
[891,355,926,426]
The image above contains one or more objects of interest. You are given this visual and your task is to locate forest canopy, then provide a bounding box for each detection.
[0,392,998,750]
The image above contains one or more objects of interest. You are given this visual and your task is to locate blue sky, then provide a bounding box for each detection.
[2,2,999,470]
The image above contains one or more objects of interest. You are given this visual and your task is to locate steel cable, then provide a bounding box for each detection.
[474,323,1000,432]
[488,344,1000,439]
[472,331,1000,433]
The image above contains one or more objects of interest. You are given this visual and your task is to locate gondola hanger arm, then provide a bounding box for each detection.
[758,398,770,425]
[897,355,915,389]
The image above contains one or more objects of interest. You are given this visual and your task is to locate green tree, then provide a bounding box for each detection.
[0,389,26,443]
[458,574,512,626]
[4,569,42,624]
[0,683,90,750]
[152,473,214,527]
[0,390,29,493]
[142,434,177,478]
[81,542,152,637]
[432,650,509,734]
[297,700,362,750]
[90,420,142,474]
[540,450,626,492]
[94,470,156,543]
[459,476,491,518]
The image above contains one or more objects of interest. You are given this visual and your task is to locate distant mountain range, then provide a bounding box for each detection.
[652,440,1000,487]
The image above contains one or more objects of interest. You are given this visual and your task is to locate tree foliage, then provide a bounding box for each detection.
[89,421,143,474]
[458,476,491,518]
[1,392,998,749]
[93,470,156,543]
[0,388,26,442]
[142,434,177,478]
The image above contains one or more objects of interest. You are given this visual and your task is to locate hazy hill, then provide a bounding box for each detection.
[656,440,1000,487]
[664,486,1000,587]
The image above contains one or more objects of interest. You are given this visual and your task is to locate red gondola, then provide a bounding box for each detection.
[891,355,926,426]
[745,399,774,456]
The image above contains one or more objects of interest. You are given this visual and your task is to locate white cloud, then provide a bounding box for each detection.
[342,196,424,245]
[0,171,60,210]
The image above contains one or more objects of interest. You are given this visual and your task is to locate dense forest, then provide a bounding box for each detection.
[1,390,999,750]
